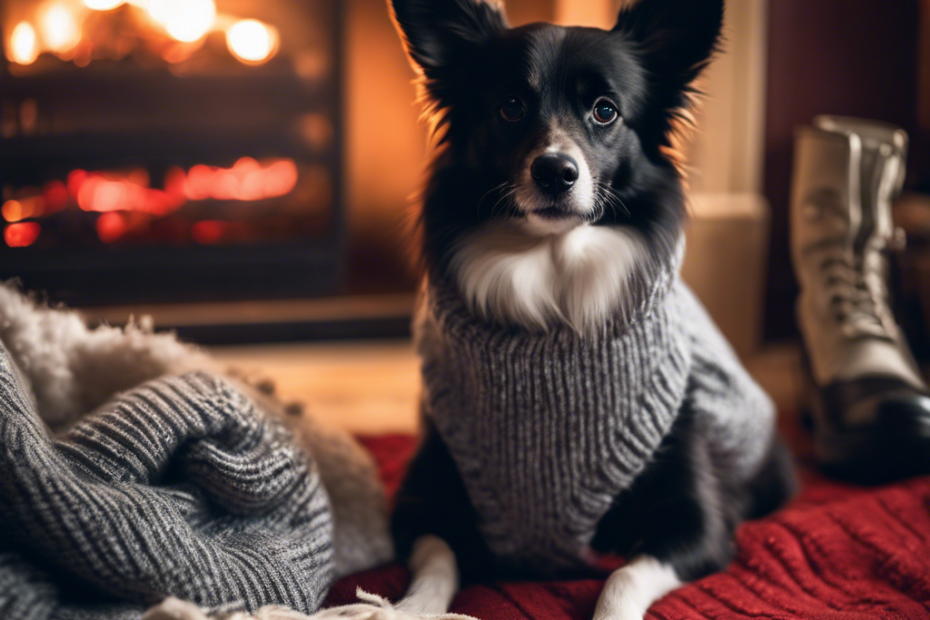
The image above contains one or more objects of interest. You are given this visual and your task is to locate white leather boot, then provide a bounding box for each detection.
[791,117,930,484]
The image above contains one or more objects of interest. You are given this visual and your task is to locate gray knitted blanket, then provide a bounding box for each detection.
[0,342,335,620]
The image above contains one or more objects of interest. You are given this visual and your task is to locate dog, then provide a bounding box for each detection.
[325,1,796,619]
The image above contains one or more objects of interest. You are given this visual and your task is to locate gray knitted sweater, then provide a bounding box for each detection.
[415,255,775,573]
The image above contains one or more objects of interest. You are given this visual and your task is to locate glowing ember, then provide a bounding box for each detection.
[2,201,25,222]
[74,170,185,216]
[55,159,299,218]
[2,159,301,246]
[8,21,39,65]
[40,4,82,53]
[96,212,128,243]
[191,220,225,244]
[84,0,125,10]
[176,158,299,202]
[4,222,41,248]
[164,0,216,43]
[2,197,44,222]
[226,19,277,65]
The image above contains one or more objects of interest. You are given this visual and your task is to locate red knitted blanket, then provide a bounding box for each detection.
[327,432,930,619]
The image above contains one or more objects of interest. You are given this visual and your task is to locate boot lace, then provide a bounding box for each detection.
[817,241,894,341]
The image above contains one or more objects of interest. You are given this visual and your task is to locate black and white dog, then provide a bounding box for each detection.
[324,1,794,619]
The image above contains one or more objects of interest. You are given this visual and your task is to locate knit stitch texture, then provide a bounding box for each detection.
[0,342,334,620]
[415,260,776,573]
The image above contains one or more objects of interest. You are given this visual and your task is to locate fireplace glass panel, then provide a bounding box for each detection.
[1,0,343,305]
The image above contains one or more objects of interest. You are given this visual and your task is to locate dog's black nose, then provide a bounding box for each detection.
[531,153,579,195]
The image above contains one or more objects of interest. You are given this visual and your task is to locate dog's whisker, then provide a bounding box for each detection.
[490,185,518,218]
[477,182,511,216]
[596,183,631,219]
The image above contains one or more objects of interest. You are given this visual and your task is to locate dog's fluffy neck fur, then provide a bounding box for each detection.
[450,221,647,333]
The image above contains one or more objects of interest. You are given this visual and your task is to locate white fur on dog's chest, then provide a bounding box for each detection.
[450,222,645,333]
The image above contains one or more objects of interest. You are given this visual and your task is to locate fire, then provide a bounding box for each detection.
[74,169,186,216]
[177,158,298,202]
[95,212,128,243]
[144,0,170,26]
[3,158,300,245]
[52,158,297,217]
[7,0,277,66]
[163,0,216,43]
[83,0,124,10]
[226,19,277,65]
[4,223,41,248]
[2,201,25,222]
[40,3,82,53]
[191,220,225,244]
[2,198,44,222]
[8,21,39,65]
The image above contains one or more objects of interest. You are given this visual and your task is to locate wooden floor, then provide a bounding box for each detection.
[212,339,422,433]
[211,340,807,434]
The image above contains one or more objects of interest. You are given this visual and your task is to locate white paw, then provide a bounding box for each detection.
[310,590,477,620]
[592,613,644,620]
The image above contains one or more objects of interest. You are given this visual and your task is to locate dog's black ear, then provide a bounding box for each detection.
[389,0,508,75]
[613,0,724,90]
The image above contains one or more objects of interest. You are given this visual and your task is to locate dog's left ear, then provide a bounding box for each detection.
[613,0,724,91]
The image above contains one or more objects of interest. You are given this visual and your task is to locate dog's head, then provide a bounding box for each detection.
[391,0,723,266]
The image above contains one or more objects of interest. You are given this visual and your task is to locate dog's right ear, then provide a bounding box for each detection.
[389,0,508,76]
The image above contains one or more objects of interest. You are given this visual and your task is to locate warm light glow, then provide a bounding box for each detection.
[8,22,39,65]
[55,158,298,223]
[226,19,277,65]
[2,201,24,222]
[75,171,184,216]
[4,223,41,248]
[145,0,168,25]
[40,3,82,53]
[84,0,124,10]
[163,0,216,43]
[7,0,284,67]
[179,158,299,202]
[96,212,128,242]
[191,220,226,244]
[2,198,45,222]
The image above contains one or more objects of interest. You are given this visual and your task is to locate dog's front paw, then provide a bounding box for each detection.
[311,590,476,620]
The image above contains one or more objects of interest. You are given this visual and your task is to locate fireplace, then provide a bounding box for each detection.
[1,0,344,305]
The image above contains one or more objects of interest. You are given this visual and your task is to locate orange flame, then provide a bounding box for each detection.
[8,0,279,66]
[83,0,124,10]
[226,19,278,65]
[8,22,39,65]
[40,3,82,54]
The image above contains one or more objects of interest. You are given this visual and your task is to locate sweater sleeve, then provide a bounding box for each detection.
[677,283,777,483]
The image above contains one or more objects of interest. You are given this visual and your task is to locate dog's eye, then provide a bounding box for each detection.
[593,99,619,124]
[500,97,526,122]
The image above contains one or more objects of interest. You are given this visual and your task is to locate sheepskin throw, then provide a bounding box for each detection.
[415,264,776,574]
[0,285,392,620]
